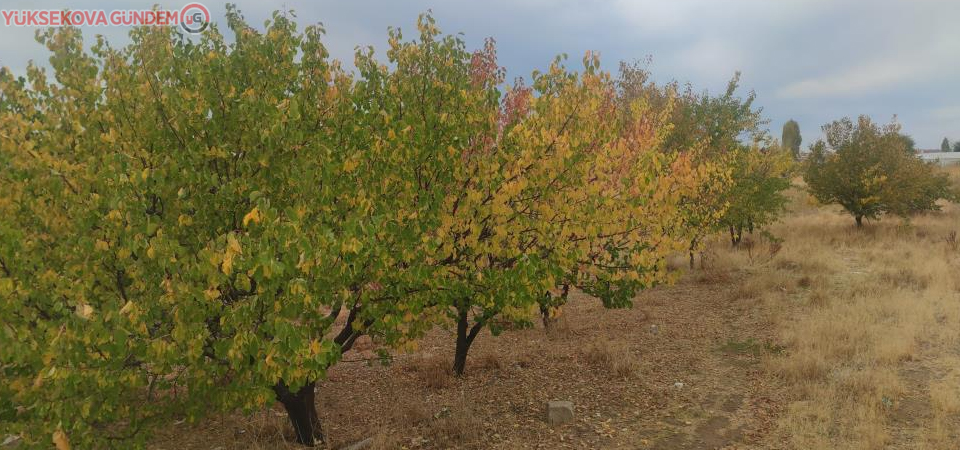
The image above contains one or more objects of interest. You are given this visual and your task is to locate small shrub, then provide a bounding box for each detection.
[583,339,637,379]
[425,408,484,448]
[474,350,503,371]
[413,355,452,390]
[389,402,431,427]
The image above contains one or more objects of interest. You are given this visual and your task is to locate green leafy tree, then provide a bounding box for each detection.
[0,9,449,447]
[898,133,917,153]
[782,119,802,160]
[954,140,960,152]
[804,116,953,227]
[0,10,710,447]
[416,48,698,376]
[719,145,793,245]
[942,137,952,152]
[648,73,764,267]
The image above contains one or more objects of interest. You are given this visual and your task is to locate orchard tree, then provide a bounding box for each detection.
[372,38,703,375]
[430,50,694,376]
[719,145,792,246]
[782,119,802,159]
[0,9,442,447]
[529,58,707,335]
[346,17,545,377]
[619,64,766,267]
[804,116,953,227]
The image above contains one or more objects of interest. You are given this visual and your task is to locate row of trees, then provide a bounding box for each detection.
[0,9,793,448]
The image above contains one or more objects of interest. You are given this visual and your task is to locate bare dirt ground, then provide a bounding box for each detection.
[152,182,960,450]
[151,266,786,450]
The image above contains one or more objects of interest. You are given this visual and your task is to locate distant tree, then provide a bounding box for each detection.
[943,137,952,152]
[804,116,953,227]
[898,133,917,153]
[954,140,960,152]
[782,119,802,159]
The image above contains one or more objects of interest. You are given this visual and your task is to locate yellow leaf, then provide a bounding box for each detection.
[204,287,220,300]
[76,303,94,320]
[343,158,358,173]
[53,429,70,450]
[242,207,262,227]
[222,252,234,275]
[227,233,242,255]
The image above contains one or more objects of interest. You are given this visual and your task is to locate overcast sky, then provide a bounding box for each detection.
[1,0,958,149]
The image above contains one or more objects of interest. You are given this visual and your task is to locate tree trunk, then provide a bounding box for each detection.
[855,215,863,228]
[729,225,737,246]
[452,304,484,376]
[688,237,698,269]
[268,305,367,447]
[453,306,470,376]
[540,303,554,329]
[274,381,323,446]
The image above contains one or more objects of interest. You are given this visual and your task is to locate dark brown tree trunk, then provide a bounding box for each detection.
[540,303,554,329]
[688,237,698,269]
[453,306,470,376]
[855,215,863,228]
[274,381,323,446]
[729,225,737,246]
[268,304,368,447]
[452,304,484,376]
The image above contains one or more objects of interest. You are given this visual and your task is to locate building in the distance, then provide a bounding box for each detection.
[917,151,960,166]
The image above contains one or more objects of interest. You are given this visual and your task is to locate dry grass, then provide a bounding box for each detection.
[424,406,485,449]
[409,353,453,390]
[581,338,638,379]
[736,180,960,449]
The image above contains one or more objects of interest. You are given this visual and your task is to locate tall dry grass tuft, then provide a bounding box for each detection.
[582,338,638,379]
[408,354,453,390]
[424,406,485,449]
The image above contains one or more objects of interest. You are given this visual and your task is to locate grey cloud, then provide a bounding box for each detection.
[0,0,957,147]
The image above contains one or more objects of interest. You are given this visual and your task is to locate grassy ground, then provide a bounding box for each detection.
[758,185,960,449]
[151,180,960,449]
